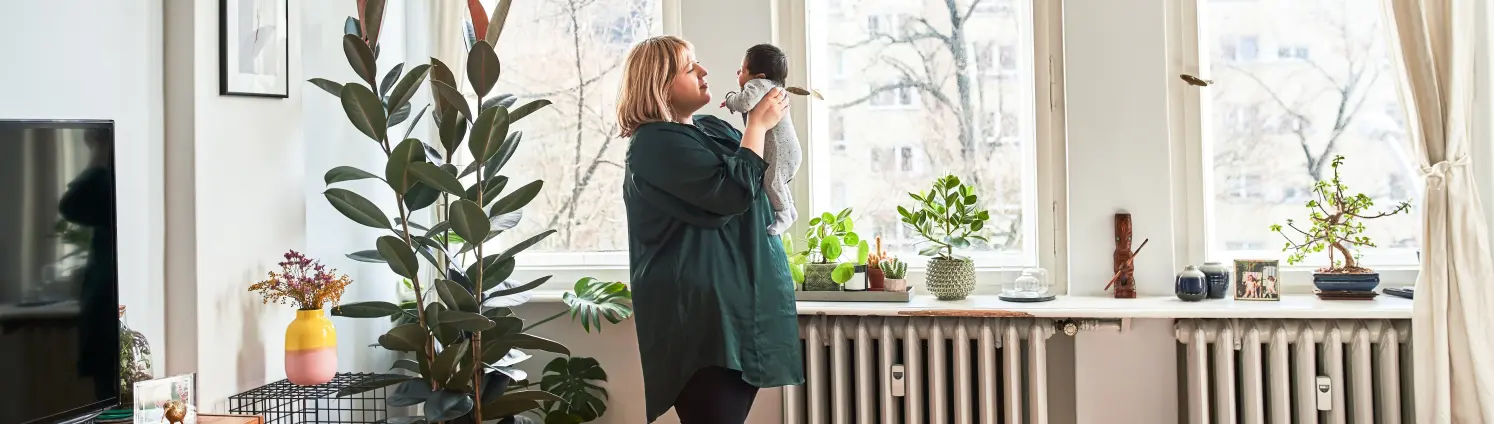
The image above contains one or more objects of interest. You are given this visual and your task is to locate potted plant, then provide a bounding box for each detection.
[1270,156,1411,292]
[880,257,909,292]
[249,250,353,386]
[794,208,861,291]
[866,236,886,291]
[843,239,871,291]
[898,175,991,300]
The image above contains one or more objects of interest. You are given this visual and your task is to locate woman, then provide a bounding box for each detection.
[618,36,803,423]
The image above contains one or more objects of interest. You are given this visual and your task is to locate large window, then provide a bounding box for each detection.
[1199,0,1421,268]
[809,0,1043,268]
[476,0,662,266]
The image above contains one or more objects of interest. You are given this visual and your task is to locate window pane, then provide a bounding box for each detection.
[810,0,1038,266]
[478,0,661,257]
[1202,0,1420,267]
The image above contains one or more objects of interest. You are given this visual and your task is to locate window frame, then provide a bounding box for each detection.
[1172,0,1421,293]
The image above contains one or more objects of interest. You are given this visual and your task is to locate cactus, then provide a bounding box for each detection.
[879,257,908,279]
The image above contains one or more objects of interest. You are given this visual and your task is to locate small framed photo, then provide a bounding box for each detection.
[133,373,197,424]
[220,0,290,97]
[1234,259,1281,301]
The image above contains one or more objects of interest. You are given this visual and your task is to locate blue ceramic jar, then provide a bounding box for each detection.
[1200,262,1230,299]
[1175,265,1208,301]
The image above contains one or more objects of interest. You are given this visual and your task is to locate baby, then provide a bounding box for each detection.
[723,44,801,235]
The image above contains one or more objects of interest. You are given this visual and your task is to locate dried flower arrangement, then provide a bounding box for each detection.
[248,250,353,310]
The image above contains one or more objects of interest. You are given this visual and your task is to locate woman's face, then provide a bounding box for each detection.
[667,48,711,117]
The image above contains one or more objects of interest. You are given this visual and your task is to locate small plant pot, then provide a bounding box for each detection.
[802,263,841,292]
[844,270,868,291]
[884,278,908,292]
[867,267,886,291]
[925,257,976,300]
[1313,272,1380,292]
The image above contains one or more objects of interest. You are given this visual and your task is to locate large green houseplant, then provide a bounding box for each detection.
[309,1,627,422]
[898,175,990,300]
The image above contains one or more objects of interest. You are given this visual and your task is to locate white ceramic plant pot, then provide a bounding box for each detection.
[925,257,976,300]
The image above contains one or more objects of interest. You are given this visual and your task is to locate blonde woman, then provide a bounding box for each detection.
[619,36,800,423]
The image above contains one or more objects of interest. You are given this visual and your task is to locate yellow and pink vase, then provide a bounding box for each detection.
[284,308,337,385]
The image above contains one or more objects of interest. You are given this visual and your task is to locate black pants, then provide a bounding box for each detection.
[673,367,760,424]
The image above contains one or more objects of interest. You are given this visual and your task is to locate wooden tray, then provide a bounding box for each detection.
[795,286,915,302]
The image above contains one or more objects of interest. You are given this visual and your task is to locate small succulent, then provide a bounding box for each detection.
[879,257,908,279]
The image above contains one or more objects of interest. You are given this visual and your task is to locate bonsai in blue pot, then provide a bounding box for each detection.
[1269,156,1411,293]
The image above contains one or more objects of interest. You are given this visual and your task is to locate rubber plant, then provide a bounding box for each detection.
[311,1,590,422]
[1270,155,1411,273]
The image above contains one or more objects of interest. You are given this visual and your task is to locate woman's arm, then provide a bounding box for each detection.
[629,126,770,217]
[739,87,789,156]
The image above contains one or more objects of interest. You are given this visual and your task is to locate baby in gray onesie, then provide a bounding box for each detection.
[723,44,801,235]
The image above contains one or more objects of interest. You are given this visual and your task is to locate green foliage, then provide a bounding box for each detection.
[879,257,908,279]
[798,208,861,264]
[561,278,633,333]
[782,234,807,285]
[898,175,991,259]
[1270,156,1411,271]
[830,263,857,285]
[319,1,569,422]
[539,357,608,423]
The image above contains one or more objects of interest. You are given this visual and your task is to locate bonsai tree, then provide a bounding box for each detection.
[1270,155,1411,273]
[898,175,991,259]
[309,2,626,422]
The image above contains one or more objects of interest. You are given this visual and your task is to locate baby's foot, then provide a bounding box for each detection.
[767,209,796,235]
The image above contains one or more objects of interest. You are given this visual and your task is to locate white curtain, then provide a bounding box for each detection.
[1382,0,1494,422]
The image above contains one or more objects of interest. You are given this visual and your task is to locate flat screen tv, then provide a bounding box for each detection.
[0,120,120,423]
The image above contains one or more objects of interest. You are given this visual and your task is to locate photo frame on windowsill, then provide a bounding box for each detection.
[220,0,290,98]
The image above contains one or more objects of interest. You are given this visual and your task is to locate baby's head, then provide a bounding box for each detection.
[738,44,788,88]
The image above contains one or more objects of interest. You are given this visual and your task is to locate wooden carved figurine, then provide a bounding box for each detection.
[1113,213,1137,298]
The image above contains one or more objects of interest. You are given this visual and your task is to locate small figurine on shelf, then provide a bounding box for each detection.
[880,257,909,292]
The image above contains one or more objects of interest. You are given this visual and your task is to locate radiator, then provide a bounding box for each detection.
[784,315,1057,424]
[1175,319,1414,424]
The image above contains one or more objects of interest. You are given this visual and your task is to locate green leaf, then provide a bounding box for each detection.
[449,199,490,247]
[465,107,508,172]
[497,229,554,262]
[377,323,427,352]
[429,339,468,386]
[490,180,543,216]
[386,138,423,193]
[505,333,569,355]
[424,390,474,422]
[508,99,552,123]
[466,40,501,97]
[408,162,464,196]
[361,0,387,47]
[790,263,805,284]
[308,78,343,98]
[378,63,404,97]
[484,0,514,45]
[345,250,385,263]
[388,379,434,407]
[324,188,389,229]
[387,63,431,114]
[341,34,377,87]
[332,301,405,319]
[483,132,523,180]
[477,258,520,292]
[467,176,509,207]
[390,359,420,374]
[339,83,387,142]
[481,93,518,111]
[487,275,550,300]
[404,183,441,212]
[336,373,414,397]
[483,277,537,307]
[540,357,608,420]
[562,278,633,333]
[441,311,496,331]
[324,166,382,185]
[821,237,842,262]
[431,80,472,123]
[435,279,478,313]
[377,235,420,279]
[344,17,361,37]
[483,390,558,417]
[831,263,856,284]
[387,103,412,127]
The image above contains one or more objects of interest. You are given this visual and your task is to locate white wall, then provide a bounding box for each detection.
[163,0,306,409]
[0,0,167,376]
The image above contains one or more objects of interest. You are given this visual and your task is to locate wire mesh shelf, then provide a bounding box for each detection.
[227,373,389,423]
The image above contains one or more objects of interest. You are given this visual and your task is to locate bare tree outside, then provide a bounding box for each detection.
[478,0,659,256]
[817,0,1035,264]
[1204,0,1420,265]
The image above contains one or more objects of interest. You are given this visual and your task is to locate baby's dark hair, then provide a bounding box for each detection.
[744,44,788,85]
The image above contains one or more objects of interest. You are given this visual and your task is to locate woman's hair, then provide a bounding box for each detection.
[617,35,691,137]
[744,44,788,85]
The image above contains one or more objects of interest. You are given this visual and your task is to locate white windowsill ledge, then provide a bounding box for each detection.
[522,292,1411,320]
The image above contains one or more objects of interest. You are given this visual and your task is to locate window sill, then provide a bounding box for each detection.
[520,291,1411,320]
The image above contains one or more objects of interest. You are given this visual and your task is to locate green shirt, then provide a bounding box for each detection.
[624,115,804,422]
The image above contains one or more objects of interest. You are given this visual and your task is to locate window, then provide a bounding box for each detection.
[829,112,846,141]
[1197,0,1421,268]
[811,0,1045,268]
[473,0,662,265]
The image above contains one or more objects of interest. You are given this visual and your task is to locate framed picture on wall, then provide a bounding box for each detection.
[220,0,289,98]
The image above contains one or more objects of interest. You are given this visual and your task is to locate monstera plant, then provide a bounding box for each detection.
[309,1,631,422]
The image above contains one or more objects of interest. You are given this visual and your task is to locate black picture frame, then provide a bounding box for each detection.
[219,0,290,98]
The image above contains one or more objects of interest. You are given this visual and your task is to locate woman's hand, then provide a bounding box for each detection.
[746,87,790,132]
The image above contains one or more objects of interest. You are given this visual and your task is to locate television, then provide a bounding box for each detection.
[0,120,120,423]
